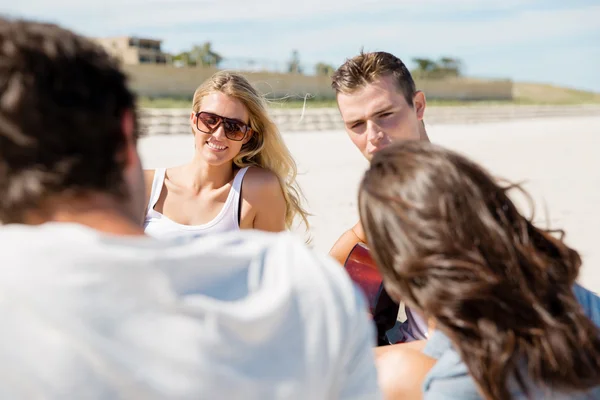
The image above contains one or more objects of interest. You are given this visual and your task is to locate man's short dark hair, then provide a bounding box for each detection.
[331,51,417,107]
[0,18,138,223]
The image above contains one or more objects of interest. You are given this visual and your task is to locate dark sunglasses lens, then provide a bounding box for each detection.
[223,120,247,141]
[197,113,220,133]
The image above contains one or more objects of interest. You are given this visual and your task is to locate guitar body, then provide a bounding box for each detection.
[343,243,400,346]
[343,242,382,312]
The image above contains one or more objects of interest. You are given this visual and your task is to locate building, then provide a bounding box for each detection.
[94,36,170,65]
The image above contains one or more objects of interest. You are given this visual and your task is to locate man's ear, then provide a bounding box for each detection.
[413,90,426,120]
[121,109,136,143]
[120,109,138,167]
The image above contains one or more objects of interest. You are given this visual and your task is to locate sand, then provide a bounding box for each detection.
[138,116,600,293]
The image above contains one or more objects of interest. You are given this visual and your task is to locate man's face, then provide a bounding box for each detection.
[337,75,426,160]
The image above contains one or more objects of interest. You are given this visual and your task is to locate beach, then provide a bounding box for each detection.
[139,115,600,293]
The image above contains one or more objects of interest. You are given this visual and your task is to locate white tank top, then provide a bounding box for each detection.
[143,167,249,239]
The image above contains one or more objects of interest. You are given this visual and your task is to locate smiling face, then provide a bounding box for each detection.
[190,91,252,166]
[336,75,426,161]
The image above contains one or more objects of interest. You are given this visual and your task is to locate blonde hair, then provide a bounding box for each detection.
[192,70,310,231]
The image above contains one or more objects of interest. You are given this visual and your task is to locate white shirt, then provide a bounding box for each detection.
[144,167,249,239]
[0,223,381,400]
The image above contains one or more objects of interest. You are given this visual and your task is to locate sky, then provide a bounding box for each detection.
[3,0,600,92]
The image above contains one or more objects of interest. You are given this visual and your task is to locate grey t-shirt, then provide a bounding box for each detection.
[422,284,600,399]
[0,223,381,400]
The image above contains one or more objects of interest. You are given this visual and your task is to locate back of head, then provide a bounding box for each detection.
[0,18,137,223]
[358,140,600,399]
[331,51,416,107]
[191,71,309,231]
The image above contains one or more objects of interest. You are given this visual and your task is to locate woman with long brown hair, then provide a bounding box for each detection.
[358,140,600,399]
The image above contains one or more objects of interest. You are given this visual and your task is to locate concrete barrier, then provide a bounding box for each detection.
[123,64,514,101]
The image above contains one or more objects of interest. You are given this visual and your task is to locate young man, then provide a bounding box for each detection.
[330,51,431,343]
[0,18,381,399]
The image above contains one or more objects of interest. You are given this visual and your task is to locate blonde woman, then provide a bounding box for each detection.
[143,71,309,238]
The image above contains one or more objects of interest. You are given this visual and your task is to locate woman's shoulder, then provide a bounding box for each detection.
[422,330,600,400]
[240,167,282,198]
[238,167,285,218]
[242,166,279,184]
[422,342,481,399]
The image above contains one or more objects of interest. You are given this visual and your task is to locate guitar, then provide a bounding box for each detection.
[343,242,400,346]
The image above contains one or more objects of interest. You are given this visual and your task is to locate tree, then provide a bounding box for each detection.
[411,57,464,79]
[288,50,303,74]
[173,42,223,67]
[315,62,335,76]
[412,58,437,74]
[438,57,462,77]
[172,51,195,67]
[190,42,223,68]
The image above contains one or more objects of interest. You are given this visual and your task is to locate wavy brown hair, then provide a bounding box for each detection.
[358,140,600,400]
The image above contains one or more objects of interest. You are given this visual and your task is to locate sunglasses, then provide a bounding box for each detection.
[195,111,252,141]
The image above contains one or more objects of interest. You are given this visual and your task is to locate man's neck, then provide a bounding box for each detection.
[419,121,430,142]
[23,194,145,237]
